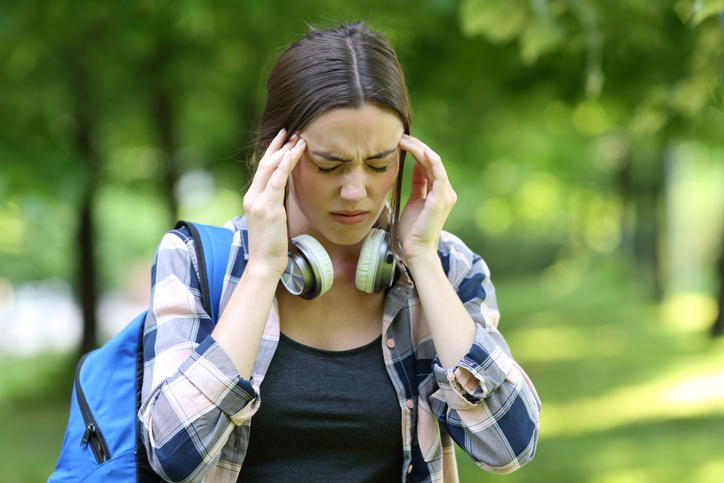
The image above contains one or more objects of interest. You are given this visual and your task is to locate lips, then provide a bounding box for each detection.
[330,211,369,225]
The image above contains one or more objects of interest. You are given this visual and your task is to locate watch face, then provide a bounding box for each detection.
[281,258,305,295]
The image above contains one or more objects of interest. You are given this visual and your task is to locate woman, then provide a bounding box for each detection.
[139,22,541,482]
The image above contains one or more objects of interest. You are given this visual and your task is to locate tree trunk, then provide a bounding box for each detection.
[77,198,98,354]
[153,87,179,226]
[617,151,635,261]
[70,55,100,356]
[148,42,179,227]
[712,249,724,337]
[632,151,665,301]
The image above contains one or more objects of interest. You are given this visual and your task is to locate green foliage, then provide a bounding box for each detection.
[1,0,722,306]
[690,0,724,25]
[2,1,724,479]
[460,0,564,65]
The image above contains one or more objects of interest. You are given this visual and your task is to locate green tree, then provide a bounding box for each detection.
[459,0,724,320]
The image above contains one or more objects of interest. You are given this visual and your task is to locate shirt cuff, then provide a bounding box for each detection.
[432,324,514,410]
[179,336,258,424]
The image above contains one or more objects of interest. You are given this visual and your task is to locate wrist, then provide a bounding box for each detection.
[242,260,284,285]
[404,250,441,275]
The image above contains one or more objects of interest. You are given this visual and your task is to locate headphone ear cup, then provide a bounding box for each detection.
[355,229,386,293]
[291,235,334,298]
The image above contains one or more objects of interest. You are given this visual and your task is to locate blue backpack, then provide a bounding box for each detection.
[49,222,235,483]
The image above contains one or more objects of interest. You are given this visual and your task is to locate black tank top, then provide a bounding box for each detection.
[237,333,403,482]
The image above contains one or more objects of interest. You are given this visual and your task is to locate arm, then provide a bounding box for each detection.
[398,135,541,472]
[139,131,306,482]
[424,233,541,473]
[211,132,306,380]
[139,228,259,483]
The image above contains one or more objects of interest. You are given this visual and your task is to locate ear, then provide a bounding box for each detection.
[265,140,271,148]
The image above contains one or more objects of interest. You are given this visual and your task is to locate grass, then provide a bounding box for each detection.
[1,273,723,482]
[0,400,70,483]
[455,274,724,482]
[0,352,75,483]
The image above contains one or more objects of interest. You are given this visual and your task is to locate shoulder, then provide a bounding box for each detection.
[157,216,246,249]
[155,225,195,261]
[153,216,247,275]
[224,215,247,235]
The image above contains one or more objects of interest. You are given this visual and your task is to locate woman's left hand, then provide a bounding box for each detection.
[398,134,457,266]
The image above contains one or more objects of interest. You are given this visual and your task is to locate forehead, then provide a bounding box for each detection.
[301,104,404,154]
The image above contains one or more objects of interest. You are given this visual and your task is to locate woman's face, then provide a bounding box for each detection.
[289,104,404,248]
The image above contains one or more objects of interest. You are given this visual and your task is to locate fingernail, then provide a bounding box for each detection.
[278,128,286,136]
[282,150,291,161]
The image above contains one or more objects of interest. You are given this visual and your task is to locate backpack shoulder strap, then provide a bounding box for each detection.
[175,221,234,321]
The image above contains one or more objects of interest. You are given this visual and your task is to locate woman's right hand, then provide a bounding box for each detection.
[243,128,306,278]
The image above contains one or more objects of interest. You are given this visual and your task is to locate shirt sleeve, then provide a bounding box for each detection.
[427,231,541,473]
[138,227,259,483]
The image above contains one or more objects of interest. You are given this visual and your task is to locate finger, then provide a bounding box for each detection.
[260,134,297,168]
[248,147,288,196]
[267,151,293,208]
[291,137,307,163]
[419,146,456,212]
[249,137,299,196]
[285,137,306,179]
[402,135,449,186]
[268,138,305,207]
[269,127,287,150]
[423,146,449,185]
[399,135,434,183]
[409,162,428,200]
[259,128,287,163]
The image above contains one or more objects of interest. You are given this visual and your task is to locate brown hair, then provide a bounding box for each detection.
[254,22,411,260]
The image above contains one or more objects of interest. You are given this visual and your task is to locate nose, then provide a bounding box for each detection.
[340,168,367,204]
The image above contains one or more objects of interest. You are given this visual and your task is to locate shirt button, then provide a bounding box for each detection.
[446,372,455,381]
[406,399,414,409]
[467,381,478,390]
[386,338,396,349]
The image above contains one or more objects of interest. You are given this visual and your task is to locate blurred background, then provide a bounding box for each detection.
[1,0,723,481]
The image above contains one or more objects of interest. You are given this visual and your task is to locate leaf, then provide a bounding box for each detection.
[671,75,714,116]
[459,0,529,43]
[691,0,724,26]
[520,17,565,64]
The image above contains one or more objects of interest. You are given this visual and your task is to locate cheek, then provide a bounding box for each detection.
[290,162,327,209]
[290,160,316,193]
[289,165,307,209]
[292,155,318,186]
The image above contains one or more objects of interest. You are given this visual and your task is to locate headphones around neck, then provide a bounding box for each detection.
[280,228,397,299]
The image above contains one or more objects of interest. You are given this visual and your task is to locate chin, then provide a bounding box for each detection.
[321,222,375,247]
[326,229,368,247]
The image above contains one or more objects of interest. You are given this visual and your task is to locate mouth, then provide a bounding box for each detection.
[329,211,369,225]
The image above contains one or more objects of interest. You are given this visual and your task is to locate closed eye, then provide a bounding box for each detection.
[317,165,340,174]
[316,164,390,174]
[368,165,389,173]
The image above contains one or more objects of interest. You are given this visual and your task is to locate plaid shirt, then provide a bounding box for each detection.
[139,216,541,483]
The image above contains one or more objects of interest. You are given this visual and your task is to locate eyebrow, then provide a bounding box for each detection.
[310,147,397,162]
